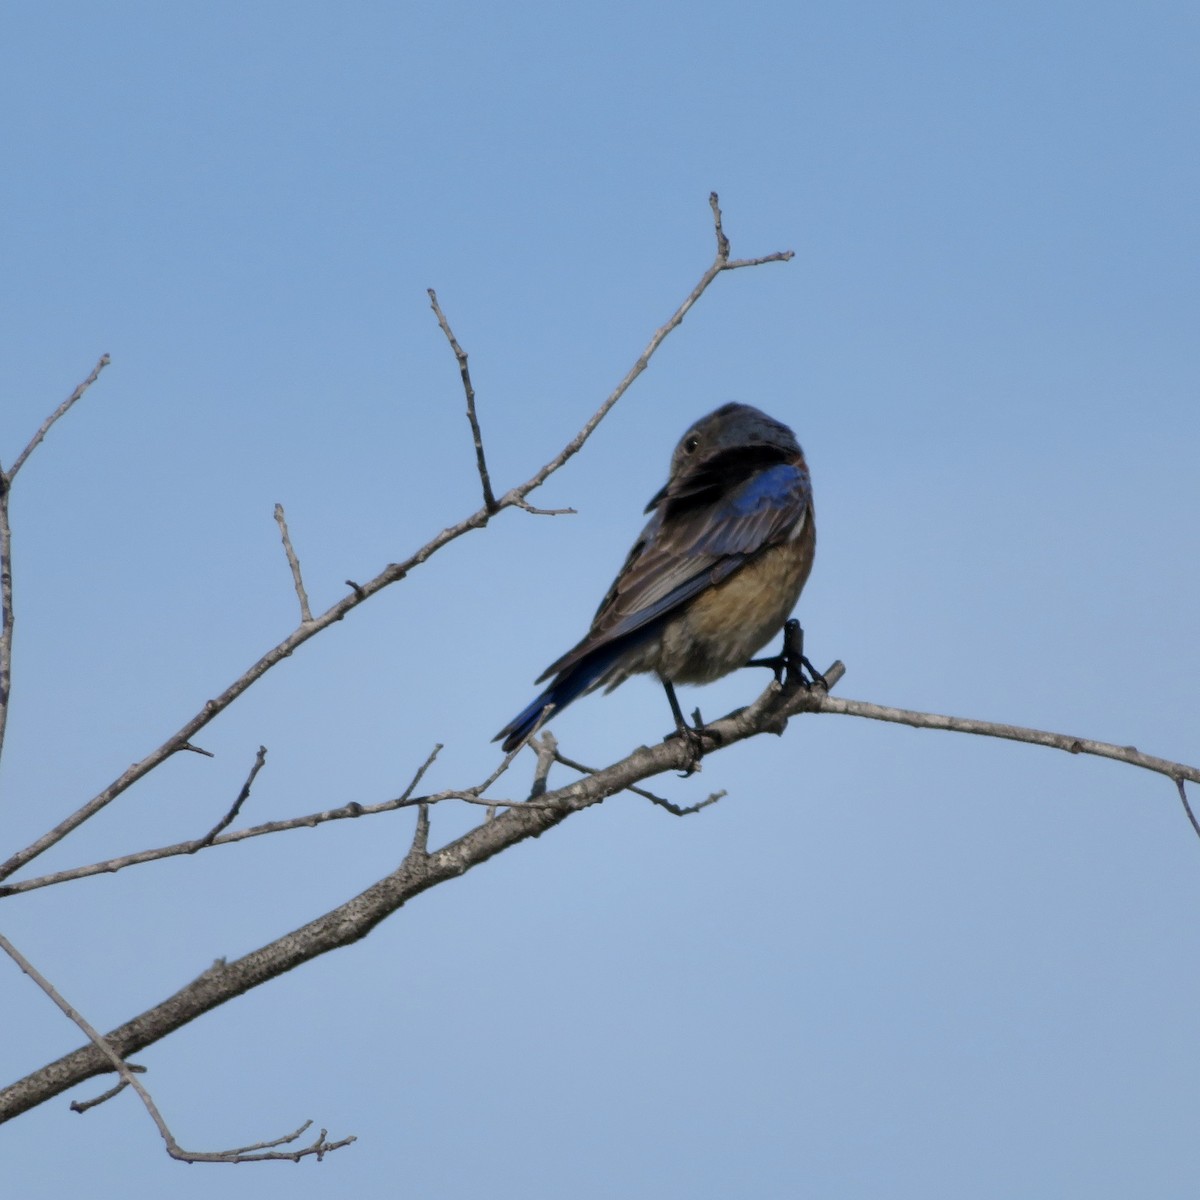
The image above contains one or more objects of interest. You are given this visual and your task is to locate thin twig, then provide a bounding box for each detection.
[6,354,111,483]
[427,289,497,512]
[0,743,462,897]
[512,497,577,516]
[710,192,732,259]
[1176,779,1200,841]
[399,743,443,800]
[552,749,725,815]
[0,355,113,771]
[708,191,795,270]
[70,1073,139,1114]
[0,484,14,767]
[273,504,312,622]
[69,1063,146,1113]
[191,746,268,851]
[0,781,560,897]
[801,692,1200,787]
[0,931,353,1162]
[643,790,726,817]
[495,190,794,512]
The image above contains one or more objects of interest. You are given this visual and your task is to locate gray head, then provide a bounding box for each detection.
[668,403,800,477]
[648,403,803,512]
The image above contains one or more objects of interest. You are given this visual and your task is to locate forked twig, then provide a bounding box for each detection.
[0,932,352,1163]
[496,192,794,510]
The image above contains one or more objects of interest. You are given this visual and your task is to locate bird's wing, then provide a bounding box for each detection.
[537,462,810,682]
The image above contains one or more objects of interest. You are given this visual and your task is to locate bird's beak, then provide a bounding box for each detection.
[644,482,668,513]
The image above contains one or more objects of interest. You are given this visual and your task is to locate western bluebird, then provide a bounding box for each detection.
[495,402,817,752]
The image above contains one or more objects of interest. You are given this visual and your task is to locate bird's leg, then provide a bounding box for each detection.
[662,678,692,734]
[746,619,828,690]
[661,679,709,773]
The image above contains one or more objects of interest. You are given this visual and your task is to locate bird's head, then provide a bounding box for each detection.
[646,403,803,513]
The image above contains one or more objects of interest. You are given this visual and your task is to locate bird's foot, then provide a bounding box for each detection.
[666,722,706,776]
[665,717,724,776]
[747,619,827,690]
[662,690,720,776]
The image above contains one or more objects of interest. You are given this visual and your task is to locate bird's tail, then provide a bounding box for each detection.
[494,644,624,753]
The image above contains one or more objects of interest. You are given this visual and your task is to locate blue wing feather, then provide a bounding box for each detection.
[542,462,809,676]
[496,458,811,751]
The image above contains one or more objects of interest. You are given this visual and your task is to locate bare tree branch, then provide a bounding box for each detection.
[0,354,112,770]
[512,496,577,516]
[803,692,1200,787]
[0,932,353,1162]
[0,744,445,897]
[2,626,1198,1124]
[4,353,111,484]
[8,659,1200,901]
[179,742,215,757]
[0,486,13,766]
[552,748,725,815]
[191,746,268,851]
[0,196,790,885]
[0,663,846,1124]
[273,504,312,623]
[496,191,794,510]
[427,288,497,512]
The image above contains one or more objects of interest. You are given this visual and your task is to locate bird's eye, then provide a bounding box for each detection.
[684,435,700,454]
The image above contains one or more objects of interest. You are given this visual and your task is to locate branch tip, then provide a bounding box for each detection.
[709,191,730,260]
[274,503,313,622]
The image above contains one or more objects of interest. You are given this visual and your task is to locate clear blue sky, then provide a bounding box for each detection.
[3,2,1198,1196]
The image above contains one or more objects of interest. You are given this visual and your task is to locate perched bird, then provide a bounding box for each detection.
[495,402,817,752]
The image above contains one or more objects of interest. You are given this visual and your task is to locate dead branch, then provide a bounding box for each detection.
[0,932,352,1161]
[802,693,1200,788]
[0,745,445,897]
[0,662,844,1124]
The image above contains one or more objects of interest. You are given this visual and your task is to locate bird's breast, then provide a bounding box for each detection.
[656,514,815,684]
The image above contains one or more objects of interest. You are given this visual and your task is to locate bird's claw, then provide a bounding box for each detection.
[747,619,826,690]
[665,721,710,776]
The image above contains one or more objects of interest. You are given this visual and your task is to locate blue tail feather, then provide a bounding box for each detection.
[495,645,623,752]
